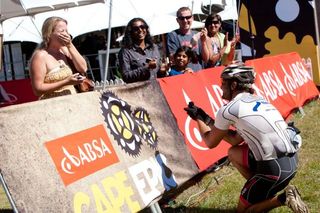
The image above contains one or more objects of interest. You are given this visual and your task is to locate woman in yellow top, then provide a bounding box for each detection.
[199,14,239,68]
[29,16,87,100]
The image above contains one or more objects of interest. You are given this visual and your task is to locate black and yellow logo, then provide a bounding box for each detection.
[101,92,158,156]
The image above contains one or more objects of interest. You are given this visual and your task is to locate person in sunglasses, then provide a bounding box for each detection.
[166,7,203,72]
[200,14,239,68]
[118,18,167,83]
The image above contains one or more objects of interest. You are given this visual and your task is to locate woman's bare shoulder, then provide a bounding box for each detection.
[31,49,48,60]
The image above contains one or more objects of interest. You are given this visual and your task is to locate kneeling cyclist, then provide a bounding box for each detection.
[184,64,309,213]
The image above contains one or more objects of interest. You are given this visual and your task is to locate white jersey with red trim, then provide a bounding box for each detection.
[214,92,296,161]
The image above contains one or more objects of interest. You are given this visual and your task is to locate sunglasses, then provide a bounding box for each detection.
[132,25,147,32]
[177,15,193,21]
[210,20,220,25]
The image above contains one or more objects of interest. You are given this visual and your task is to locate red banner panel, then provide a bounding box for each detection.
[0,79,37,107]
[246,52,319,118]
[158,52,319,171]
[158,66,231,171]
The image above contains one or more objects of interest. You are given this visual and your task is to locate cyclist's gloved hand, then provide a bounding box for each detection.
[184,102,214,125]
[288,121,301,134]
[287,121,302,151]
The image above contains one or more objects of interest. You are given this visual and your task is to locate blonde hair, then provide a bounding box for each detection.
[40,16,67,49]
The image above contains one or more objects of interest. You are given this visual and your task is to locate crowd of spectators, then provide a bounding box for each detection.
[117,6,239,83]
[28,7,240,97]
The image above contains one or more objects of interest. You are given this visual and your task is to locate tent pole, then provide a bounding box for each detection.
[245,0,255,59]
[0,22,3,71]
[103,0,113,89]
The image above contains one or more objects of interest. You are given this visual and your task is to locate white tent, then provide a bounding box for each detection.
[1,3,205,43]
[0,0,104,22]
[0,0,105,73]
[1,2,124,43]
[1,0,239,43]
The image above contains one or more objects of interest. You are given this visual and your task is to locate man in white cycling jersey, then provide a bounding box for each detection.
[184,64,309,213]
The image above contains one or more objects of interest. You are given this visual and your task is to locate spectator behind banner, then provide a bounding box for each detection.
[166,7,203,72]
[199,14,239,68]
[118,18,167,83]
[29,16,87,100]
[168,46,197,76]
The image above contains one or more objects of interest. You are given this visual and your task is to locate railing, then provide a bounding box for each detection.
[93,78,126,91]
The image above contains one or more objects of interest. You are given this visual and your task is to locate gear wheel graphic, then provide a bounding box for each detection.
[133,108,158,149]
[101,92,142,156]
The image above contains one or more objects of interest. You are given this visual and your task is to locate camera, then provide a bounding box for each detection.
[145,57,153,63]
[77,75,85,80]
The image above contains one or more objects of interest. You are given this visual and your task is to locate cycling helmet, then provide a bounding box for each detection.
[221,64,256,84]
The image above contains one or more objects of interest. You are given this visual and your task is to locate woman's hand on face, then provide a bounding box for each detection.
[58,32,72,47]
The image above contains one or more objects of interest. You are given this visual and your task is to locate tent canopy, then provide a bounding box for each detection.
[1,0,238,43]
[0,0,105,22]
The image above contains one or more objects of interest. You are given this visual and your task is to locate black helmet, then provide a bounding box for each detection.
[221,64,256,84]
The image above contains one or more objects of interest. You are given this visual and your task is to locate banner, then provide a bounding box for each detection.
[158,52,319,171]
[0,81,198,212]
[0,79,37,107]
[158,66,231,171]
[246,52,319,118]
[0,52,318,212]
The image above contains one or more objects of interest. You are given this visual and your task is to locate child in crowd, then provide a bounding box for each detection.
[169,46,198,76]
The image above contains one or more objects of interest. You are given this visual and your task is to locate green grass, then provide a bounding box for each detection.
[0,181,11,210]
[1,99,320,212]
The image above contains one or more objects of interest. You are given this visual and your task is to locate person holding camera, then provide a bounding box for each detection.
[184,64,309,213]
[118,18,167,83]
[199,14,239,68]
[29,16,87,100]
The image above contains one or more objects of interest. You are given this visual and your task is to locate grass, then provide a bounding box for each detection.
[1,99,320,212]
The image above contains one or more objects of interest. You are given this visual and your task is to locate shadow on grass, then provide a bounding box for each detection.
[0,210,13,213]
[161,206,236,213]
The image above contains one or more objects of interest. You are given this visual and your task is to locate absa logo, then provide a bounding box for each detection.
[45,125,119,186]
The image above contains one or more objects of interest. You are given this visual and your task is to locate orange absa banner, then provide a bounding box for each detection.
[45,124,120,186]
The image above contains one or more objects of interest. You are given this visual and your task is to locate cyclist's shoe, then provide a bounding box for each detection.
[285,185,309,213]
